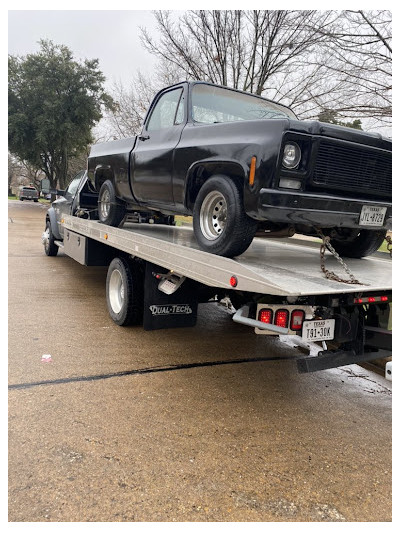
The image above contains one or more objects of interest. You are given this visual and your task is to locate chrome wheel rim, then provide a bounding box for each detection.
[42,227,50,251]
[100,188,111,219]
[199,191,227,241]
[109,269,124,314]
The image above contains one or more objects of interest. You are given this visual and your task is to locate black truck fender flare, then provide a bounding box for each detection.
[46,207,62,240]
[184,157,248,210]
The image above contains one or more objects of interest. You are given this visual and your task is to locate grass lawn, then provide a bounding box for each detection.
[8,196,50,204]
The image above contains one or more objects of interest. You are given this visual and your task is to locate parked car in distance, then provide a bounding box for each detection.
[87,81,392,258]
[19,186,39,202]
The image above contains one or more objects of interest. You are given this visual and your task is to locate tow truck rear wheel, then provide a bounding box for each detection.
[330,228,387,258]
[106,256,144,326]
[193,175,258,257]
[98,180,126,227]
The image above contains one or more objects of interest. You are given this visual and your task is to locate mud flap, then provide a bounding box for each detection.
[143,262,199,330]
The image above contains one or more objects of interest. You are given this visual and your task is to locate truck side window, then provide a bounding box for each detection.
[174,94,185,125]
[147,88,183,131]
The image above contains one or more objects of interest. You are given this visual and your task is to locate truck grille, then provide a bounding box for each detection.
[312,140,392,198]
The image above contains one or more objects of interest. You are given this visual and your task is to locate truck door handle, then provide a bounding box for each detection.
[139,134,150,141]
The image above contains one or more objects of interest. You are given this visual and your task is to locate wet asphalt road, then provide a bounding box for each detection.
[8,201,392,522]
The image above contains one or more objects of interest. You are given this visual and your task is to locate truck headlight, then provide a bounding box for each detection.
[282,142,301,169]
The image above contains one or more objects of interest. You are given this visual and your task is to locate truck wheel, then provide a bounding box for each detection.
[193,175,258,257]
[43,220,58,257]
[98,180,126,227]
[106,257,144,326]
[330,229,387,258]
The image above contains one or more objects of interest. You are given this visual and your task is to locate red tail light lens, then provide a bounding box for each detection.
[290,310,305,331]
[258,309,273,324]
[230,276,238,287]
[274,309,289,328]
[354,295,390,304]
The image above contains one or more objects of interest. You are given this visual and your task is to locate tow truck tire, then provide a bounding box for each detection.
[43,220,58,257]
[330,229,387,258]
[193,175,258,257]
[106,257,144,326]
[98,180,126,227]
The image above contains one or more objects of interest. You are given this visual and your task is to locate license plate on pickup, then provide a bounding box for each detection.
[359,205,387,226]
[302,319,335,342]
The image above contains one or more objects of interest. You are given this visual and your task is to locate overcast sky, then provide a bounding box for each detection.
[8,10,164,89]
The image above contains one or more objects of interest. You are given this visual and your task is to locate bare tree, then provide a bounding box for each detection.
[104,63,183,138]
[8,154,45,194]
[106,10,391,138]
[307,10,391,128]
[138,10,391,132]
[8,154,18,195]
[140,10,333,97]
[105,74,153,138]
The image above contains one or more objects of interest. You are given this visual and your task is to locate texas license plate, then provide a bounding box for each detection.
[359,205,387,226]
[302,319,335,342]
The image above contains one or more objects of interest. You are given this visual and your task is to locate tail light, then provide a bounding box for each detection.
[274,309,289,328]
[258,308,273,324]
[290,309,305,331]
[354,295,390,304]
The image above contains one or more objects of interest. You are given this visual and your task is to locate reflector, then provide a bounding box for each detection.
[290,310,305,331]
[230,276,238,288]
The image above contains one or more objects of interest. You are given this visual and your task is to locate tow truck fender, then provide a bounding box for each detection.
[46,207,62,240]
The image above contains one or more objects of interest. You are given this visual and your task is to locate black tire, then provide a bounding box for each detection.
[43,220,58,257]
[106,257,144,326]
[193,175,258,257]
[330,229,387,258]
[98,180,126,227]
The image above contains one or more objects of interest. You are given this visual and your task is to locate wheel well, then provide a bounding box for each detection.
[94,167,114,191]
[185,162,245,210]
[46,208,62,240]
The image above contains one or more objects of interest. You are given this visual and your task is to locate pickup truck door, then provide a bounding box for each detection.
[131,86,186,206]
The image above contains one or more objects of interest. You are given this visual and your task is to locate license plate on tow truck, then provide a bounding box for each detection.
[302,319,335,342]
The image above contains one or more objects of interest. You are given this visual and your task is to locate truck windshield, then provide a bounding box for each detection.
[191,83,296,124]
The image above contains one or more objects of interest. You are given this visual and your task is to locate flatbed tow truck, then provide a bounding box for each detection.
[47,212,392,375]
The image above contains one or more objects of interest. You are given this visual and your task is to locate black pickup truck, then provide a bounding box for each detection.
[88,81,392,258]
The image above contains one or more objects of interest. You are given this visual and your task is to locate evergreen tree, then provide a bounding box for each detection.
[8,40,113,189]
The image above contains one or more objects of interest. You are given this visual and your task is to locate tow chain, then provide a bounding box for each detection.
[315,228,364,285]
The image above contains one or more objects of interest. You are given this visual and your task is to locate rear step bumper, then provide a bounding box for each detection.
[297,348,388,373]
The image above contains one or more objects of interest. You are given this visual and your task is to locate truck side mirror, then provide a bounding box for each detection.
[50,189,66,196]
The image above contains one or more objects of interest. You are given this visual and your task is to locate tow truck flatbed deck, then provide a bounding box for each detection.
[62,215,391,296]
